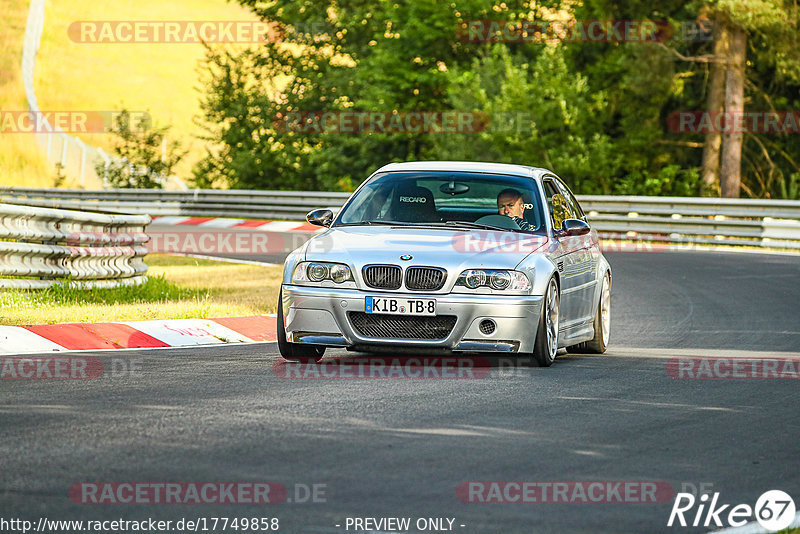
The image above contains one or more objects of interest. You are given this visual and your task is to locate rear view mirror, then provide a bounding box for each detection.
[439,181,470,195]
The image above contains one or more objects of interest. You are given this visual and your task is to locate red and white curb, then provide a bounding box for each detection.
[0,315,278,355]
[151,216,319,233]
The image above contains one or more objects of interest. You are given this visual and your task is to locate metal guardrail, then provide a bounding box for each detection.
[0,188,351,220]
[0,203,151,289]
[1,188,800,250]
[580,196,800,249]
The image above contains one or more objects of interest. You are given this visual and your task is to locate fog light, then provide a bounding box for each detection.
[479,319,496,335]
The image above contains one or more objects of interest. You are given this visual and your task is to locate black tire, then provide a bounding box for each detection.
[568,272,610,354]
[277,287,325,363]
[525,277,560,367]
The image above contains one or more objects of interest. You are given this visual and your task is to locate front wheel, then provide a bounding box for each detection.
[277,287,325,363]
[530,277,560,367]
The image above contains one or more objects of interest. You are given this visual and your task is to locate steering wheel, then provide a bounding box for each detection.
[474,214,522,230]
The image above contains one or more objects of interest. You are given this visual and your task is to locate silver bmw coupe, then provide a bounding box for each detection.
[278,161,611,367]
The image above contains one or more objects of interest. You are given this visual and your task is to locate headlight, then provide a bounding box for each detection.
[293,262,353,284]
[456,269,531,291]
[463,269,486,289]
[308,263,329,282]
[490,271,511,290]
[330,264,351,283]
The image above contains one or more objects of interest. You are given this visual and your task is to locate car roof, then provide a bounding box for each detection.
[374,161,552,179]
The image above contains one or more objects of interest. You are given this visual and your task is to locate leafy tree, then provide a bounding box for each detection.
[97,110,186,189]
[193,1,564,191]
[427,44,625,193]
[649,0,800,196]
[194,0,799,198]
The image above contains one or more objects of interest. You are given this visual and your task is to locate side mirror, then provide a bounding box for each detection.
[560,218,590,236]
[306,208,334,227]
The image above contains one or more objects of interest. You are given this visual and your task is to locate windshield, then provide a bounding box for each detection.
[334,171,546,233]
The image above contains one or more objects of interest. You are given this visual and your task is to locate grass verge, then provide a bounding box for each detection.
[35,0,261,183]
[0,253,282,325]
[0,0,57,188]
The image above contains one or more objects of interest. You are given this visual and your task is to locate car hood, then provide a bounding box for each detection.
[303,226,548,271]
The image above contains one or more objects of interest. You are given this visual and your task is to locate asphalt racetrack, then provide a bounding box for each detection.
[1,250,799,533]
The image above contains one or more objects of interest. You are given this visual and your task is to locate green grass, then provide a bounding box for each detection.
[0,0,58,188]
[3,0,297,189]
[0,253,283,325]
[0,274,211,325]
[3,274,203,306]
[34,0,262,184]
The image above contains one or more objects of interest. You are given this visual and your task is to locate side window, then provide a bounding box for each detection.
[554,177,585,220]
[543,178,576,229]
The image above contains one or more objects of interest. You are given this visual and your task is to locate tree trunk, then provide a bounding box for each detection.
[719,25,746,198]
[700,16,729,196]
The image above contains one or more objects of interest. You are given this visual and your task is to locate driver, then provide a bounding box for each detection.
[497,188,531,230]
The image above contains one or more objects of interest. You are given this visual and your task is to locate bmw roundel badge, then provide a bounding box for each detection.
[400,254,413,261]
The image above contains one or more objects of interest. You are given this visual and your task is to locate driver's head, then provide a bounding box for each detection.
[497,189,525,218]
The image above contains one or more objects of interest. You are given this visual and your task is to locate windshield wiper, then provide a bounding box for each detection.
[336,220,514,232]
[336,220,415,227]
[438,221,511,231]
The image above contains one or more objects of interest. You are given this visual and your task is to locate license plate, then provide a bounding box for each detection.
[365,296,436,316]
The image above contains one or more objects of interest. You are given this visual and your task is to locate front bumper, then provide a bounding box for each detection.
[281,284,544,353]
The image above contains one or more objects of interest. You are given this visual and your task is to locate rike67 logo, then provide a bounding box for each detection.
[668,490,796,531]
